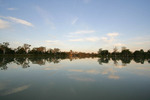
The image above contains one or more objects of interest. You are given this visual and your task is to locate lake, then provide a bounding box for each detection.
[0,57,150,100]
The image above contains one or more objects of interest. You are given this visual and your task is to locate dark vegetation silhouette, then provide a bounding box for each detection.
[0,42,149,70]
[0,42,150,58]
[98,47,150,58]
[0,42,97,57]
[0,56,149,70]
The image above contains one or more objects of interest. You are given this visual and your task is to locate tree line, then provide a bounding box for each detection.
[98,47,150,58]
[0,42,97,57]
[0,42,150,58]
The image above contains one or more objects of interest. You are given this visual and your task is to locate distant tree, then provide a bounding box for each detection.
[47,48,54,54]
[133,49,145,57]
[98,48,102,56]
[54,48,60,53]
[147,49,150,57]
[121,47,132,57]
[121,46,127,51]
[23,44,31,53]
[0,49,3,54]
[16,46,26,54]
[0,42,9,54]
[101,50,109,57]
[38,47,46,53]
[5,48,15,54]
[140,49,144,54]
[28,48,37,54]
[113,46,118,53]
[69,50,73,57]
[121,49,132,57]
[112,46,118,57]
[31,46,46,54]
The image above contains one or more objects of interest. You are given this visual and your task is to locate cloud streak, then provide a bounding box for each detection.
[45,40,59,43]
[70,30,95,35]
[69,37,99,42]
[45,40,65,47]
[35,6,55,29]
[72,17,78,25]
[0,19,10,29]
[101,32,122,45]
[7,8,17,11]
[85,37,99,42]
[107,32,119,37]
[0,16,34,27]
[7,17,33,27]
[69,39,84,42]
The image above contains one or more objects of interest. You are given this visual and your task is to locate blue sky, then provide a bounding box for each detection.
[0,0,150,52]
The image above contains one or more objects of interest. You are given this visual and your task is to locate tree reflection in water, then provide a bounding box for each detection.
[14,57,30,68]
[0,56,149,70]
[97,56,149,66]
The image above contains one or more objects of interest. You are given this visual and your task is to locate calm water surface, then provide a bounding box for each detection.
[0,57,150,100]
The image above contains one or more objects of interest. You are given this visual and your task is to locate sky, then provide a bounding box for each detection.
[0,0,150,53]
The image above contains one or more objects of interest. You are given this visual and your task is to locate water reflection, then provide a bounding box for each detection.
[0,57,150,100]
[1,85,30,96]
[14,58,30,68]
[98,56,150,66]
[0,56,149,70]
[0,57,14,70]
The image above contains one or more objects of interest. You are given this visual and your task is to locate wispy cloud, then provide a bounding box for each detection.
[100,37,114,43]
[45,40,59,43]
[72,17,78,25]
[114,43,125,47]
[7,17,33,27]
[70,30,95,35]
[69,39,84,42]
[101,32,120,43]
[45,40,65,47]
[101,37,109,42]
[0,16,34,27]
[66,30,96,38]
[7,8,17,11]
[35,6,55,29]
[100,33,126,51]
[85,37,100,42]
[69,37,99,42]
[107,32,119,37]
[128,36,150,50]
[0,19,10,29]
